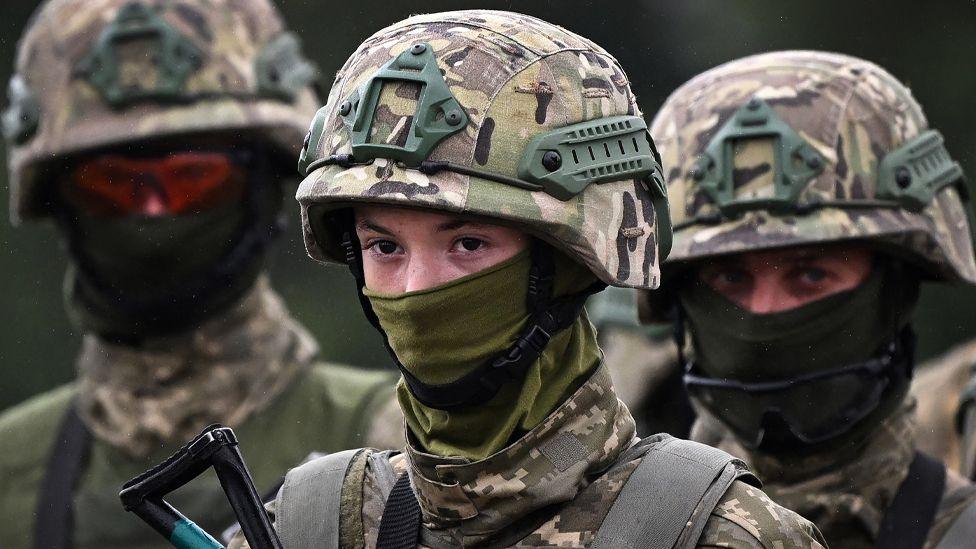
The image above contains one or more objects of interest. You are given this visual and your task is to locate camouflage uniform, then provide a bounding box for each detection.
[232,11,825,548]
[646,50,976,548]
[233,367,823,549]
[0,1,399,547]
[693,403,976,549]
[913,338,976,479]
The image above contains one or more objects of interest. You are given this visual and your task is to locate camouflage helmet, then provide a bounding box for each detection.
[650,50,976,285]
[3,0,320,224]
[296,10,671,290]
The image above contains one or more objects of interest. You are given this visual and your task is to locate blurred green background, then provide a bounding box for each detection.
[1,0,974,410]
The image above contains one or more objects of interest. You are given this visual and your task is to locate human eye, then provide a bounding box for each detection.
[798,266,828,284]
[451,236,486,253]
[365,239,401,256]
[706,267,749,288]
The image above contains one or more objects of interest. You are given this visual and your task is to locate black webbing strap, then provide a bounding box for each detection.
[34,403,93,549]
[876,451,946,549]
[375,473,422,549]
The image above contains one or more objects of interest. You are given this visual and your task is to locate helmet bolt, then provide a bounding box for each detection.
[446,109,463,126]
[895,167,913,189]
[542,151,562,171]
[806,155,822,170]
[747,98,762,110]
[338,101,352,116]
[690,166,706,181]
[410,43,428,55]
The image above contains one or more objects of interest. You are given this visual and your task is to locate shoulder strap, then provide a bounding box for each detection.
[375,473,422,549]
[34,402,92,549]
[935,496,976,549]
[876,451,946,549]
[591,435,757,549]
[275,448,361,549]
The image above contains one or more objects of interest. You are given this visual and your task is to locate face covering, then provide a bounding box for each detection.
[63,200,265,342]
[680,263,919,452]
[364,249,602,460]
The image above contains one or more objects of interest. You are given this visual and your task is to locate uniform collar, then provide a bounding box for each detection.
[704,400,917,542]
[75,276,318,457]
[403,365,637,536]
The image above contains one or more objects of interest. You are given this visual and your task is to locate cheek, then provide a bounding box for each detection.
[361,254,402,293]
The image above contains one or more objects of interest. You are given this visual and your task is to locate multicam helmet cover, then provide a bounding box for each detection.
[297,10,671,290]
[3,0,320,223]
[649,50,976,286]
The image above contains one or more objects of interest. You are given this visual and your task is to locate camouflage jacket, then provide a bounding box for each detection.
[692,401,976,549]
[231,366,825,548]
[913,338,976,478]
[0,280,401,549]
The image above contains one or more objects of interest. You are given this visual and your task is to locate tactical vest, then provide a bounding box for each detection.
[272,434,758,549]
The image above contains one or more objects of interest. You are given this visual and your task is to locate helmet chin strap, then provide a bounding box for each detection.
[332,210,606,411]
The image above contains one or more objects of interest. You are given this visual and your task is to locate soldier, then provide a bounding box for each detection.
[644,50,976,547]
[228,11,826,548]
[0,1,399,547]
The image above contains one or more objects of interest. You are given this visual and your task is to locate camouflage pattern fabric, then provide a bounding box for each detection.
[691,400,976,548]
[298,10,663,290]
[74,276,317,457]
[640,50,976,321]
[913,337,976,478]
[230,366,826,548]
[5,0,319,223]
[0,358,402,549]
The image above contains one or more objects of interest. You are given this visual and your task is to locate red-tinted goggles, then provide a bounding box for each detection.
[65,152,246,217]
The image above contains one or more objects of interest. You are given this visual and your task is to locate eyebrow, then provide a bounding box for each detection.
[356,219,393,235]
[436,219,475,232]
[777,250,819,262]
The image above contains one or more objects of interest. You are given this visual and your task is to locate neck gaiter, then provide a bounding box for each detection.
[63,201,264,342]
[680,264,919,451]
[364,250,602,460]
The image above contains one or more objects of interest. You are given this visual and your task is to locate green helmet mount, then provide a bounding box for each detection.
[687,96,967,225]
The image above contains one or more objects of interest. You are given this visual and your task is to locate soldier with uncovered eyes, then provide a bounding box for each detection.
[642,50,976,548]
[227,11,826,549]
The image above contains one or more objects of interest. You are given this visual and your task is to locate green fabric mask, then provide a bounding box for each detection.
[64,202,263,341]
[682,267,896,381]
[364,249,602,460]
[680,264,919,450]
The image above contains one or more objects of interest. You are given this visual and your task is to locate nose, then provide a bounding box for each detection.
[745,276,792,314]
[403,250,453,293]
[132,173,170,217]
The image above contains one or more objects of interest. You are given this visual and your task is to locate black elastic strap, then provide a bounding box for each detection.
[876,451,946,549]
[375,473,422,549]
[34,403,93,549]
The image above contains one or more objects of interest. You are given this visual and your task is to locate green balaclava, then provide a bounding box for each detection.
[679,260,920,453]
[60,170,280,343]
[364,247,602,460]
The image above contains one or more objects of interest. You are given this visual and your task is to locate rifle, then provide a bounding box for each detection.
[119,424,281,549]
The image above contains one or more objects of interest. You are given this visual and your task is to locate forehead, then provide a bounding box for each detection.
[700,242,873,268]
[352,204,516,232]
